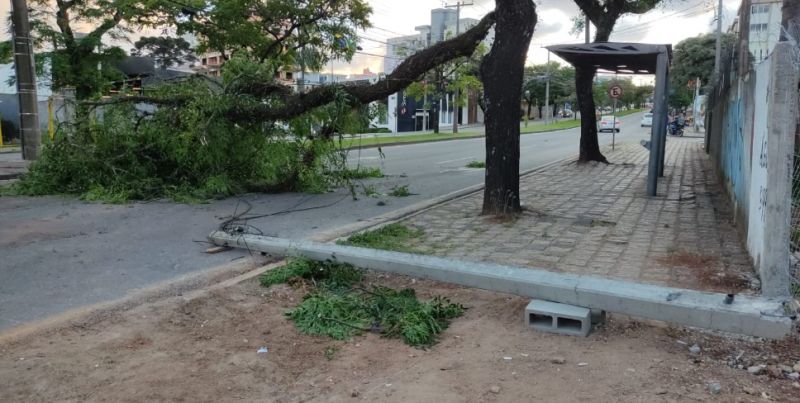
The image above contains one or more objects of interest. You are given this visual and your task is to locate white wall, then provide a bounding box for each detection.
[746,57,771,267]
[0,63,52,100]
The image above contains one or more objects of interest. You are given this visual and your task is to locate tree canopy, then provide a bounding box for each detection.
[669,32,735,108]
[131,37,197,69]
[522,62,575,118]
[171,0,372,71]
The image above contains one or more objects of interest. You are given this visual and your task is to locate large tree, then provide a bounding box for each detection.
[174,0,371,72]
[669,33,735,109]
[523,62,574,119]
[131,36,197,69]
[26,0,165,99]
[480,0,536,215]
[572,0,667,163]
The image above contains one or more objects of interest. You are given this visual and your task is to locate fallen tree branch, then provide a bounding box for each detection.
[79,11,495,121]
[227,11,496,121]
[82,95,192,107]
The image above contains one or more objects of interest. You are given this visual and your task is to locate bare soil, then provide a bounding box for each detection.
[658,250,753,293]
[1,271,798,402]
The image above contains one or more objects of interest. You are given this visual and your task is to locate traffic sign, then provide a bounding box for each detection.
[608,85,623,99]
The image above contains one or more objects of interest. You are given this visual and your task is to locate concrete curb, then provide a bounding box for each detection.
[310,155,577,242]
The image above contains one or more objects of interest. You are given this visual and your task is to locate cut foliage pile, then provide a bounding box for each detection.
[261,257,464,347]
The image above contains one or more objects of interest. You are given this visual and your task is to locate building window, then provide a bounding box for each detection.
[201,58,207,65]
[751,4,769,14]
[285,72,293,80]
[750,23,769,32]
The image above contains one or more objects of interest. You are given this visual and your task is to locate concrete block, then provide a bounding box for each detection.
[525,299,591,337]
[590,309,607,325]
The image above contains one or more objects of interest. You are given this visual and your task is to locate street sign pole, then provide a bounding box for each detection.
[612,98,617,150]
[607,85,622,151]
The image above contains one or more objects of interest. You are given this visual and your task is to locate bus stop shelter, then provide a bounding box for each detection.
[546,42,672,196]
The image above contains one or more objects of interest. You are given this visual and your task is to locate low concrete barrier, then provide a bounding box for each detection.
[209,231,795,339]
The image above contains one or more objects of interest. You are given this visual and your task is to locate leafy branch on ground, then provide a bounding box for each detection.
[466,160,485,168]
[259,258,364,290]
[338,223,425,253]
[261,257,464,347]
[10,77,376,202]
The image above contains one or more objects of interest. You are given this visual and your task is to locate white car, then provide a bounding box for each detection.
[640,112,653,127]
[598,116,621,132]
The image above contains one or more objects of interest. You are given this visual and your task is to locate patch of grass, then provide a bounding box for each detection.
[520,119,582,134]
[465,160,485,168]
[0,183,18,196]
[388,185,411,197]
[341,166,384,179]
[616,108,645,117]
[339,131,482,149]
[288,286,465,347]
[338,223,424,253]
[259,258,363,290]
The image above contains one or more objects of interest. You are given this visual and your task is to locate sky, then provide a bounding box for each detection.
[0,0,744,79]
[343,0,743,78]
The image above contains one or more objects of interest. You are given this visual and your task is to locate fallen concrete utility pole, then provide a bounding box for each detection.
[209,231,795,339]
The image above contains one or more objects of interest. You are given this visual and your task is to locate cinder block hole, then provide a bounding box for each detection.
[529,313,553,327]
[556,317,583,332]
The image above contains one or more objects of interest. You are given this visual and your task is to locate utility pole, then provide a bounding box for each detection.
[446,1,472,134]
[10,0,41,160]
[585,15,591,43]
[694,77,701,132]
[544,50,550,126]
[713,0,723,78]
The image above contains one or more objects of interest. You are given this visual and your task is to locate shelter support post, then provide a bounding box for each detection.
[648,49,669,196]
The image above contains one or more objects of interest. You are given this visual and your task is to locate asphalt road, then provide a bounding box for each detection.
[0,112,650,330]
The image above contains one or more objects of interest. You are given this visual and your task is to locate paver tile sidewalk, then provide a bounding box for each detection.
[401,137,756,293]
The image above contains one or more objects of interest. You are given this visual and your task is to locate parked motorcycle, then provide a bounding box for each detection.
[668,120,684,136]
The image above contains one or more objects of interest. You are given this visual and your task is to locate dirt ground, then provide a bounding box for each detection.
[1,270,798,403]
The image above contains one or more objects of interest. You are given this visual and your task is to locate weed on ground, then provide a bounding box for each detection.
[337,223,425,253]
[388,185,411,197]
[465,160,485,168]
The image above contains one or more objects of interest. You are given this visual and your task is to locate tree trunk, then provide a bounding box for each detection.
[480,0,536,216]
[781,0,800,41]
[526,101,532,119]
[575,65,608,163]
[537,104,543,119]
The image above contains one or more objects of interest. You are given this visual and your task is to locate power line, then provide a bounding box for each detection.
[612,3,714,37]
[613,2,708,34]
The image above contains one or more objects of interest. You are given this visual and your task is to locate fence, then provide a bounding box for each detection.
[706,41,799,298]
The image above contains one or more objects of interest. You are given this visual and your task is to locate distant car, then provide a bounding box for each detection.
[560,109,573,118]
[598,116,621,132]
[641,112,653,127]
